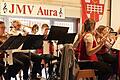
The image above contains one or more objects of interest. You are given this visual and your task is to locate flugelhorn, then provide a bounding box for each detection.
[21,24,32,29]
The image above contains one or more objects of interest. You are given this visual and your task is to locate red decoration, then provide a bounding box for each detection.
[81,0,104,23]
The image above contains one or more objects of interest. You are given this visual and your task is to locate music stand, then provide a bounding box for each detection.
[47,26,69,40]
[22,35,44,50]
[58,33,77,44]
[0,35,28,50]
[43,26,69,79]
[0,35,28,66]
[47,26,69,56]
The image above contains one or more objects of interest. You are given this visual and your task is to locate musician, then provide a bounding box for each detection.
[31,24,39,35]
[76,18,112,80]
[35,23,49,54]
[0,21,24,80]
[29,24,42,79]
[9,20,31,80]
[9,20,24,35]
[95,25,118,76]
[31,23,59,79]
[31,23,50,79]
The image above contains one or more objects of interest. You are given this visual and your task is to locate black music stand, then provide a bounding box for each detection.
[44,26,69,79]
[0,35,29,73]
[47,26,69,40]
[58,33,77,44]
[47,26,69,56]
[0,35,28,50]
[22,35,43,50]
[21,35,46,79]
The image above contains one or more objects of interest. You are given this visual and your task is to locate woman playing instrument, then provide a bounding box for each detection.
[95,25,118,77]
[78,18,112,80]
[31,24,39,35]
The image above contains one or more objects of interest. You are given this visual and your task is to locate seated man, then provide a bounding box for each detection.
[31,24,59,79]
[9,20,31,80]
[30,24,49,79]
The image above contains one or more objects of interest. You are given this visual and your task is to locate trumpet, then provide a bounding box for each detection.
[21,24,32,29]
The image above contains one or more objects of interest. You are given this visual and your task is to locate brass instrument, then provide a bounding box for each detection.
[21,24,32,29]
[21,24,34,34]
[22,24,40,35]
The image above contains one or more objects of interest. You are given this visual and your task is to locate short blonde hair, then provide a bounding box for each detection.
[12,20,21,25]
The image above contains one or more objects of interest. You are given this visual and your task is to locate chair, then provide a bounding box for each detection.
[76,69,96,80]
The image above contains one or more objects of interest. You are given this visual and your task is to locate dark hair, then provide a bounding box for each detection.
[0,21,4,24]
[96,25,106,33]
[84,18,96,32]
[41,24,49,29]
[32,24,39,31]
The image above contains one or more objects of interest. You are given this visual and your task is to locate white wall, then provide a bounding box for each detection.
[95,0,109,28]
[111,0,120,32]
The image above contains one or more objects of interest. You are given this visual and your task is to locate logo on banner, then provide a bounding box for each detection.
[1,2,65,19]
[81,0,105,23]
[3,3,8,13]
[59,8,63,17]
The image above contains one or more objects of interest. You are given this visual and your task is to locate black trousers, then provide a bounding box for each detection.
[31,53,42,79]
[79,61,112,80]
[97,53,118,74]
[31,54,59,78]
[13,52,31,79]
[0,58,23,80]
[5,58,23,80]
[0,55,24,80]
[0,59,5,76]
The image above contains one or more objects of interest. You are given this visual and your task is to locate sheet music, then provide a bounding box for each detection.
[112,35,120,50]
[43,41,49,54]
[6,50,13,65]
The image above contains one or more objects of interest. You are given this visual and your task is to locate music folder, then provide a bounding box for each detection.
[22,35,44,50]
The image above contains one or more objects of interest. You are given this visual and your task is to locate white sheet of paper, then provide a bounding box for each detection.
[6,50,13,65]
[43,41,49,54]
[112,35,120,50]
